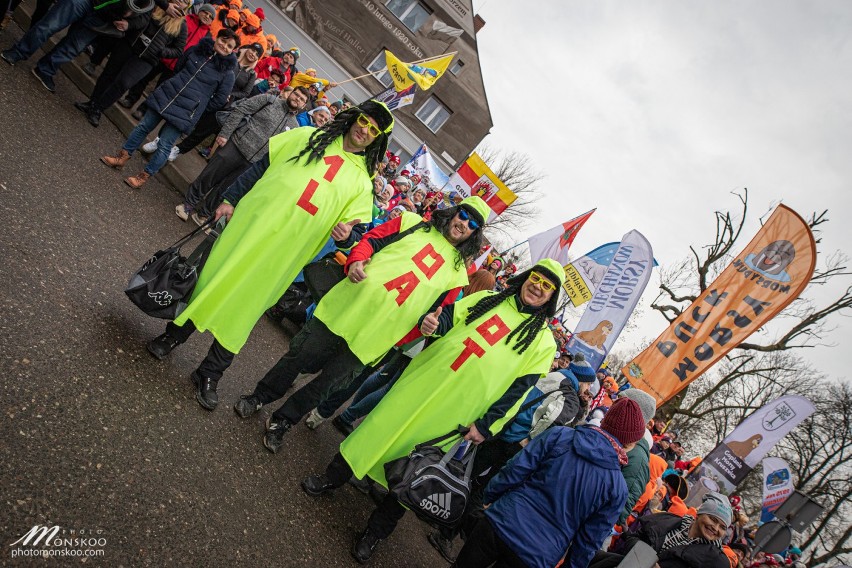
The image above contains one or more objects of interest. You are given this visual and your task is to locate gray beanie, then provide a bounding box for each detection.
[620,388,657,424]
[198,3,217,16]
[698,491,733,525]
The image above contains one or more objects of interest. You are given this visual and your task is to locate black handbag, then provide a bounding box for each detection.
[302,256,346,301]
[124,219,218,319]
[384,429,477,529]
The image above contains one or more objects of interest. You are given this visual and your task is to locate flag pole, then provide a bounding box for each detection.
[501,240,529,254]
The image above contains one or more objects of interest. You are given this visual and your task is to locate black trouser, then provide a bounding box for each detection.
[452,517,526,568]
[124,61,167,106]
[176,110,220,154]
[165,320,235,381]
[88,35,116,66]
[251,317,364,425]
[315,348,400,418]
[90,41,154,111]
[183,140,251,217]
[324,452,407,539]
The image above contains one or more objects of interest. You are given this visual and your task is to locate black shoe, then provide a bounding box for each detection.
[193,372,218,411]
[118,95,136,109]
[31,67,55,93]
[86,109,101,127]
[427,531,456,563]
[1,50,19,66]
[332,415,354,437]
[234,395,262,418]
[146,333,181,360]
[263,417,292,453]
[301,474,335,496]
[74,100,93,113]
[352,529,382,564]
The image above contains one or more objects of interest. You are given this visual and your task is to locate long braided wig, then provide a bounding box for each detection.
[420,205,485,270]
[290,108,389,177]
[463,267,560,355]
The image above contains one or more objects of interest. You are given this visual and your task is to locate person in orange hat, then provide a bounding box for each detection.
[227,0,241,9]
[238,12,267,51]
[211,7,240,38]
[264,33,278,56]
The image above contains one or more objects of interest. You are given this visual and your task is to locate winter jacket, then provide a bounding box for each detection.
[619,437,651,525]
[619,513,730,568]
[501,371,581,443]
[147,37,236,133]
[217,93,300,162]
[229,64,257,102]
[161,13,209,71]
[484,425,629,568]
[130,16,187,65]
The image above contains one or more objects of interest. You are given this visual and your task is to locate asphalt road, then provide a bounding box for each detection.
[0,25,448,567]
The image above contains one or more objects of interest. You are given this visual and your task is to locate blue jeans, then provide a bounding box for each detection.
[123,109,182,175]
[7,0,93,70]
[338,362,404,424]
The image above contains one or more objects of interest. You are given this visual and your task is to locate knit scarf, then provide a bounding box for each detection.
[589,425,629,466]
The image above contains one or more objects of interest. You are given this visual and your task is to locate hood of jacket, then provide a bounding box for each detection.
[195,37,238,72]
[571,425,624,471]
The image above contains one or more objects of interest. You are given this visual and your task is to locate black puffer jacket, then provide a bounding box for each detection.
[620,513,729,568]
[229,65,256,102]
[130,16,187,65]
[147,37,236,133]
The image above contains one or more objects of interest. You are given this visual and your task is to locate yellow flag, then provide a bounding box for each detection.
[383,50,453,92]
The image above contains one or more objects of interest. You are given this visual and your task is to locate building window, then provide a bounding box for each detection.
[415,97,451,133]
[366,51,393,88]
[449,59,465,76]
[385,0,431,33]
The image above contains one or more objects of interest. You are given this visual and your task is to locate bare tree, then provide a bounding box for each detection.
[647,189,852,566]
[475,144,546,239]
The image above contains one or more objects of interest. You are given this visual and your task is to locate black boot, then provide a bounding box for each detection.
[332,415,354,436]
[86,108,101,127]
[263,417,292,453]
[234,394,263,418]
[301,474,336,496]
[192,371,218,410]
[352,528,382,564]
[147,333,182,359]
[74,100,93,113]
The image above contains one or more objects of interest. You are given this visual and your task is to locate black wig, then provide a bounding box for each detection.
[421,205,485,270]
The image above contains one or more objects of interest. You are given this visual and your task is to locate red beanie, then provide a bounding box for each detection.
[601,398,646,446]
[255,7,265,20]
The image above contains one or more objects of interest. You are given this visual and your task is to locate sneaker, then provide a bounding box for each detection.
[174,203,190,221]
[193,371,218,411]
[352,529,382,564]
[82,62,98,76]
[31,67,55,93]
[197,147,211,159]
[146,333,181,360]
[191,212,209,227]
[141,137,160,153]
[427,531,457,563]
[301,474,335,496]
[234,395,262,418]
[1,50,19,66]
[305,408,326,430]
[263,417,292,453]
[168,146,180,162]
[332,415,354,437]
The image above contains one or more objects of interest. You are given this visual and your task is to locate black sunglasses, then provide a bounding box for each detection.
[457,208,480,230]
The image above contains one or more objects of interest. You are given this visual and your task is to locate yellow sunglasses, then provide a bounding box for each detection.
[529,271,557,292]
[356,113,382,138]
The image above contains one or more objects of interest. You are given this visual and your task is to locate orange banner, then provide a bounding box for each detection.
[623,205,816,405]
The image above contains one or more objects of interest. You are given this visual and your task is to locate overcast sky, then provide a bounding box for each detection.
[472,0,852,381]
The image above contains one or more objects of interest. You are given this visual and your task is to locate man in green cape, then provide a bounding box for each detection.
[233,196,491,454]
[300,259,567,563]
[144,101,395,411]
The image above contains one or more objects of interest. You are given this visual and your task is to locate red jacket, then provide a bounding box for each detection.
[161,14,210,71]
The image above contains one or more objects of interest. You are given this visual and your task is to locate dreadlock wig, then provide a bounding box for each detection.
[464,262,563,355]
[291,99,393,178]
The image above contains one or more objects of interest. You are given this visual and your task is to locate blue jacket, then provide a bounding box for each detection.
[484,426,628,568]
[147,37,236,133]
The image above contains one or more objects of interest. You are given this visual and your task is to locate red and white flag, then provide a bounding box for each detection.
[527,210,595,265]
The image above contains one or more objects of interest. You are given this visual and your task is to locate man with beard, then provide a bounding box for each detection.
[146,100,394,411]
[175,86,309,222]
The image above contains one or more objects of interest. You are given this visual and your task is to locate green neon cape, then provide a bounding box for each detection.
[174,128,373,353]
[340,290,556,486]
[314,212,470,364]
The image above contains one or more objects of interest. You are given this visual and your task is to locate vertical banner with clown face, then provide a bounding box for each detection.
[623,205,816,405]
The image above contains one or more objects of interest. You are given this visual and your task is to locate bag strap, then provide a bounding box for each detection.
[168,216,218,249]
[414,426,468,450]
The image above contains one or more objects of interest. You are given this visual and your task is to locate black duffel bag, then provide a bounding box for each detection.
[384,429,477,529]
[124,219,218,319]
